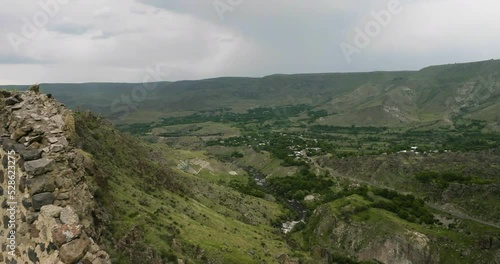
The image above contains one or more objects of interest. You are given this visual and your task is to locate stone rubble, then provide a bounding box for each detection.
[0,90,110,264]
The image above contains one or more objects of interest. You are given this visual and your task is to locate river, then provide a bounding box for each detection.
[243,166,307,233]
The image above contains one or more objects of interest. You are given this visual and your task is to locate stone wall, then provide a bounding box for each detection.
[0,90,110,264]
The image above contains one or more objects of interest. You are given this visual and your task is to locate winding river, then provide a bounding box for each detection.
[243,166,307,233]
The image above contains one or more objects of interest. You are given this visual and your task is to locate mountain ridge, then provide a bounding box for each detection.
[2,59,499,127]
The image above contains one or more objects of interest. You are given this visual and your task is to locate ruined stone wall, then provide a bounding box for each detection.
[0,90,110,264]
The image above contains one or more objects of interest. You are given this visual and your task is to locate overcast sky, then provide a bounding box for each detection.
[1,0,499,84]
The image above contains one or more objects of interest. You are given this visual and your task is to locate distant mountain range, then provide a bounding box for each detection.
[3,59,500,127]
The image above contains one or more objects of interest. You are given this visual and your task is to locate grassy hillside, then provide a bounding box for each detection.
[74,112,298,263]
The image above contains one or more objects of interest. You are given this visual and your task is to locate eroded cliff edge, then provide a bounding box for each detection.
[0,89,110,264]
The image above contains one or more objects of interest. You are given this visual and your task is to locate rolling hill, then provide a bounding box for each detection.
[2,59,500,127]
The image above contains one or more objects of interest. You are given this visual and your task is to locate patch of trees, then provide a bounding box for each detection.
[453,119,487,131]
[307,109,329,123]
[228,179,266,198]
[117,122,154,135]
[415,171,494,187]
[119,104,313,135]
[268,169,335,200]
[372,188,435,224]
[310,125,388,134]
[443,133,500,151]
[281,157,308,167]
[230,151,244,158]
[323,253,380,264]
[299,185,372,211]
[307,109,328,118]
[264,169,436,225]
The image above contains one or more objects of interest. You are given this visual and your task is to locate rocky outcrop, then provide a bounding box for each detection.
[306,199,439,264]
[0,90,110,263]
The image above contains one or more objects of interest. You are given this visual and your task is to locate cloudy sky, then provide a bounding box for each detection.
[1,0,499,84]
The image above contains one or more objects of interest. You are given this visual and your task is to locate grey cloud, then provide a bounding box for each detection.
[0,54,48,64]
[91,31,115,40]
[49,23,91,35]
[1,0,500,84]
[135,0,212,18]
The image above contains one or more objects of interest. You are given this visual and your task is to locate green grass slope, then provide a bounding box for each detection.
[74,112,296,263]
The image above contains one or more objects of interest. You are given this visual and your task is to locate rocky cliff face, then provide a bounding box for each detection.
[306,199,438,264]
[0,90,110,263]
